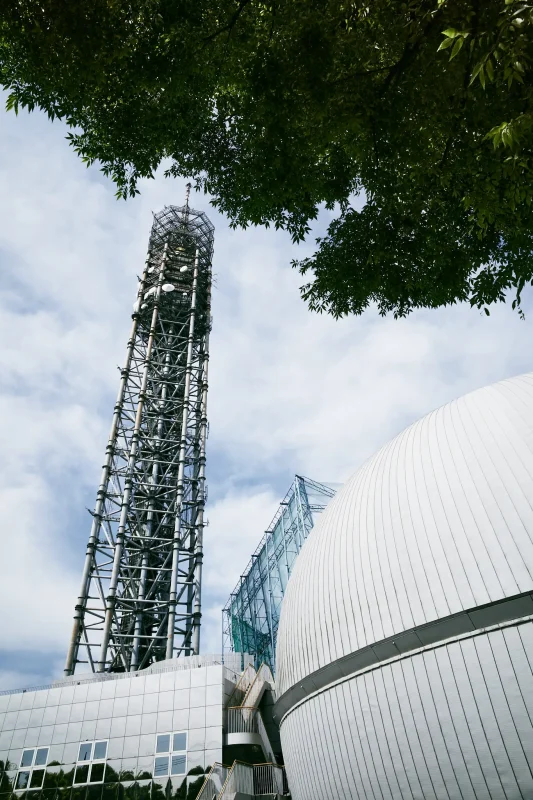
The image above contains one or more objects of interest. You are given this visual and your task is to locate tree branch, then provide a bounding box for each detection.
[380,2,449,94]
[203,0,253,43]
[327,64,399,86]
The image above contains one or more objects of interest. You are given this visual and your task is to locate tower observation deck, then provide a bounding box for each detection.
[65,201,214,675]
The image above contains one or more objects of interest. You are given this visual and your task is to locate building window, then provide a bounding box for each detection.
[153,732,187,777]
[77,741,108,763]
[15,748,49,791]
[74,740,108,785]
[15,772,30,791]
[78,743,93,762]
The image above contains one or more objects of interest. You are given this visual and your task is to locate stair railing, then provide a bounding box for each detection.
[226,706,259,734]
[218,761,254,799]
[241,663,274,722]
[225,663,256,708]
[253,763,288,795]
[194,762,229,800]
[256,710,277,764]
[210,761,289,798]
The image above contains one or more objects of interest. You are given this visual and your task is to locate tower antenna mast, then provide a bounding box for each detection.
[65,203,214,674]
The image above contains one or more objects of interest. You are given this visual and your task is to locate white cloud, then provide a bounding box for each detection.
[0,476,78,654]
[0,99,532,687]
[203,488,279,595]
[0,671,46,692]
[200,487,281,653]
[209,225,533,483]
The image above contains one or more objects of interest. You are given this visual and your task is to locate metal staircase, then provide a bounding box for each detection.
[195,761,289,800]
[226,663,257,708]
[225,663,277,761]
[225,706,277,764]
[194,664,288,799]
[241,664,274,717]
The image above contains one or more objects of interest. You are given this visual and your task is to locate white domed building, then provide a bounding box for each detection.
[275,373,533,799]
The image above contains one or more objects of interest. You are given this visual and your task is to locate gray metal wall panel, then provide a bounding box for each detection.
[280,624,533,800]
[277,373,533,697]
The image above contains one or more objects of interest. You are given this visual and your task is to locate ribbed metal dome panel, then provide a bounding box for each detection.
[277,372,533,696]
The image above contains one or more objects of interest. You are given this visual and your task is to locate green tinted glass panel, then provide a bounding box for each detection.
[186,777,204,800]
[150,781,165,800]
[74,766,90,785]
[30,770,45,789]
[86,785,103,800]
[137,783,150,800]
[122,785,136,800]
[89,765,105,784]
[16,772,31,789]
[101,784,118,800]
[103,765,118,785]
[43,769,61,789]
[62,768,76,787]
[57,786,72,800]
[72,786,87,800]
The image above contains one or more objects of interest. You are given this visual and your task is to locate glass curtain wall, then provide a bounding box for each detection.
[222,476,336,671]
[0,662,235,800]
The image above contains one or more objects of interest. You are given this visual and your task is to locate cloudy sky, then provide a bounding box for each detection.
[0,97,532,691]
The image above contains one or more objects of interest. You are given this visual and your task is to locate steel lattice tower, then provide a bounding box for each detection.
[65,200,214,675]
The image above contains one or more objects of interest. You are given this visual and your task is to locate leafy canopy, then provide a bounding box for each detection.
[1,0,533,316]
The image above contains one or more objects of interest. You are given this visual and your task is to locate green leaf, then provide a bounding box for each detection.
[437,37,454,51]
[5,93,19,114]
[450,38,464,59]
[469,61,484,84]
[2,0,533,321]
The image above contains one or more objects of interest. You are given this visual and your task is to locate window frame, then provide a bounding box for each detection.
[29,769,45,789]
[153,731,188,778]
[73,764,91,786]
[73,739,109,785]
[88,762,107,784]
[15,771,31,791]
[77,742,94,763]
[76,740,109,764]
[15,748,50,792]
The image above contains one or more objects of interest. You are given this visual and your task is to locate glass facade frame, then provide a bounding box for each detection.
[222,475,336,669]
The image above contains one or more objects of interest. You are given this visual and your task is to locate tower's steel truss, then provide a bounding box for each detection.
[65,203,214,675]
